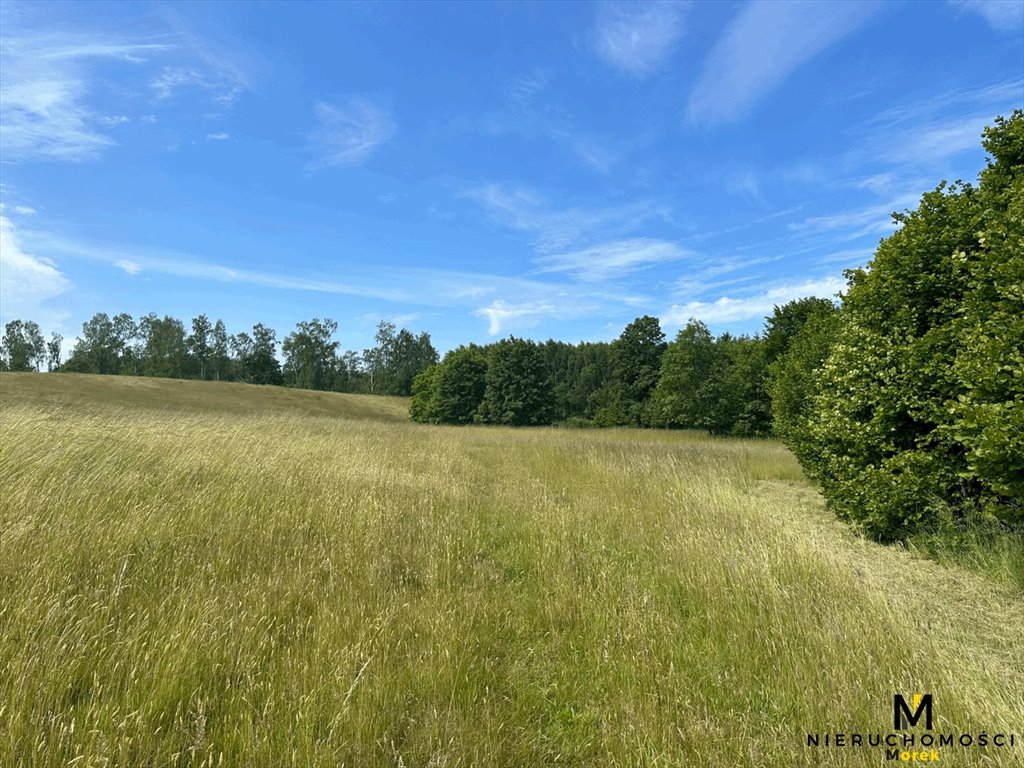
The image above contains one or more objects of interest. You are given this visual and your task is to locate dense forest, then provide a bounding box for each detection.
[2,111,1020,547]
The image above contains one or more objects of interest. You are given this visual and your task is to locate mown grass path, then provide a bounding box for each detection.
[2,375,1022,766]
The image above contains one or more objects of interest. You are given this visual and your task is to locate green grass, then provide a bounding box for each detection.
[0,372,411,422]
[2,374,1022,766]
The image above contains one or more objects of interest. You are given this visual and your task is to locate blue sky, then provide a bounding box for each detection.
[1,0,1021,356]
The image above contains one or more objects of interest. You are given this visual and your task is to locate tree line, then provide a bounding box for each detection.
[409,315,780,437]
[0,315,437,397]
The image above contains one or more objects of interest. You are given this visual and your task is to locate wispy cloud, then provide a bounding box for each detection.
[464,183,663,253]
[360,312,424,330]
[592,1,689,77]
[23,224,653,338]
[33,232,411,303]
[505,70,549,109]
[306,97,396,170]
[670,254,782,299]
[98,114,131,126]
[206,131,230,141]
[114,259,142,274]
[535,238,690,282]
[950,0,1024,30]
[662,276,845,327]
[558,133,617,174]
[0,34,169,162]
[725,170,764,204]
[787,192,921,239]
[493,71,619,174]
[474,300,558,336]
[151,67,202,98]
[815,247,874,266]
[688,0,881,124]
[0,6,256,165]
[150,66,242,106]
[863,79,1022,130]
[881,113,1008,164]
[0,214,70,328]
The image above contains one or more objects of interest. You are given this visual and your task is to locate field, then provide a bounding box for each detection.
[1,373,1022,767]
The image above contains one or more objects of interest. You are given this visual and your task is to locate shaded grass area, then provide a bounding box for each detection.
[0,372,411,422]
[908,517,1024,594]
[1,380,1022,766]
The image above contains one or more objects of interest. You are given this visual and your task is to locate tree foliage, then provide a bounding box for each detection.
[283,318,339,391]
[768,302,840,464]
[612,315,666,426]
[790,111,1023,539]
[477,337,553,427]
[1,320,46,372]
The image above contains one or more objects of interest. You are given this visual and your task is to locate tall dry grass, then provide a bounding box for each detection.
[1,375,1022,766]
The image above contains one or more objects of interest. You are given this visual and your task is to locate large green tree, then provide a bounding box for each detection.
[410,345,491,425]
[46,332,63,372]
[1,320,46,371]
[802,111,1022,540]
[65,313,119,374]
[210,320,231,381]
[476,337,553,426]
[138,314,187,379]
[245,324,283,385]
[612,315,666,426]
[282,318,339,391]
[187,314,213,380]
[651,320,721,431]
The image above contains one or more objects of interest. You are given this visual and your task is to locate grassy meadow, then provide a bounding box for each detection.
[1,373,1022,767]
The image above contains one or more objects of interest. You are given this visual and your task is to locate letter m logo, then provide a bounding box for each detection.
[894,693,933,730]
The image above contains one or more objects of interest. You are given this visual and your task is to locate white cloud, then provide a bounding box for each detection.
[882,113,1003,164]
[853,172,902,195]
[505,71,548,108]
[449,285,495,300]
[950,0,1024,29]
[787,193,920,238]
[114,259,142,274]
[864,79,1022,131]
[565,135,616,174]
[150,66,240,105]
[815,247,875,266]
[35,232,411,303]
[0,214,70,327]
[474,300,557,335]
[13,205,37,215]
[593,1,689,77]
[535,238,690,282]
[360,312,423,329]
[662,276,845,327]
[206,131,230,141]
[306,98,396,170]
[22,224,655,339]
[725,171,763,203]
[0,34,169,162]
[98,114,131,126]
[688,1,880,124]
[464,183,662,253]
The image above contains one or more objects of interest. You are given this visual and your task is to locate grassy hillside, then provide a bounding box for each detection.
[0,372,411,422]
[1,376,1022,766]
